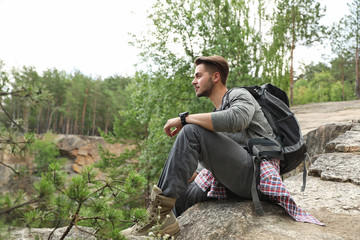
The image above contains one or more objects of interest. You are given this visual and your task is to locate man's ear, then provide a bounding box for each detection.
[212,72,221,83]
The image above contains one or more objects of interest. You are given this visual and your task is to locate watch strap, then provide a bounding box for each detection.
[179,111,189,126]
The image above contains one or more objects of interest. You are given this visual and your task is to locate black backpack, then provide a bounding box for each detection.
[241,83,307,175]
[230,83,308,215]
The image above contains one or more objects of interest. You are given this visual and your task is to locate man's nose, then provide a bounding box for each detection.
[192,78,197,85]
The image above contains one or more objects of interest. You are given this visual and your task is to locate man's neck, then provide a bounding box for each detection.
[209,86,228,109]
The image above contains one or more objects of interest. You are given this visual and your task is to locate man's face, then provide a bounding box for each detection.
[192,64,214,97]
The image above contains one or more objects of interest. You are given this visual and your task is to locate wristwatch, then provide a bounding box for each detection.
[179,111,189,126]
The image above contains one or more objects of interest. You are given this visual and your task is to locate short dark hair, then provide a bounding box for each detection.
[194,55,229,85]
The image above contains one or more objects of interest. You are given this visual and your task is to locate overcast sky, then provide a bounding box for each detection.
[0,0,352,78]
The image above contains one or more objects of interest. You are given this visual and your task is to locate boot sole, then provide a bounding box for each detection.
[160,219,180,236]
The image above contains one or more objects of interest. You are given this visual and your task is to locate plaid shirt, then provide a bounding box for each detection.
[194,159,324,225]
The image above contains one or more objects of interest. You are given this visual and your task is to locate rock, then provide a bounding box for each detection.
[284,174,360,216]
[325,131,360,153]
[5,226,96,240]
[308,122,360,185]
[54,134,135,173]
[309,153,360,185]
[175,175,360,240]
[303,122,353,161]
[282,122,353,179]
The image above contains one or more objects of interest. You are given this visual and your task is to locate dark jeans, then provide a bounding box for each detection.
[158,124,260,205]
[174,181,209,217]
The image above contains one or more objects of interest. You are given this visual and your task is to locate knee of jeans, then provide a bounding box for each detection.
[181,124,201,136]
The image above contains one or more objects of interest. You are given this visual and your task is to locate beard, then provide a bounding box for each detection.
[196,77,214,97]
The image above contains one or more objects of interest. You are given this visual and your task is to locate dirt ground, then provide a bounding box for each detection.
[292,99,360,134]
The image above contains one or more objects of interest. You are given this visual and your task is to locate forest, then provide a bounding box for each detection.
[0,0,360,239]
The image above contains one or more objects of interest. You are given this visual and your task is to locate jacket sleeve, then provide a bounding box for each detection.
[211,88,256,133]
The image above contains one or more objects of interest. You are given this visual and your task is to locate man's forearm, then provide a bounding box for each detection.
[163,112,214,137]
[186,113,214,131]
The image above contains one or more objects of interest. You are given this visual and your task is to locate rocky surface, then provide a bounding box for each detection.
[309,153,360,185]
[6,226,96,240]
[292,99,360,135]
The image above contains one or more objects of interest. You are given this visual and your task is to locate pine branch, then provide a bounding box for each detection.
[77,216,132,224]
[73,225,97,238]
[77,216,106,221]
[0,102,24,133]
[48,220,61,240]
[0,89,26,97]
[0,199,39,215]
[0,161,20,176]
[59,201,83,240]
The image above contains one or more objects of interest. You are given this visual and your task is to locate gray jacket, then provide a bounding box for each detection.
[195,88,275,173]
[211,88,275,147]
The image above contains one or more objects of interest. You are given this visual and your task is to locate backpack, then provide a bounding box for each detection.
[241,83,307,176]
[230,83,308,215]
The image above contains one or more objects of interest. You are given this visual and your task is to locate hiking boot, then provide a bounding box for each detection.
[121,185,180,237]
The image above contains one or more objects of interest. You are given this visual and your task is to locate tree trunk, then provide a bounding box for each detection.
[66,105,71,135]
[341,59,345,101]
[36,106,42,134]
[47,107,58,132]
[45,104,51,133]
[74,110,79,135]
[59,112,64,134]
[92,92,98,136]
[81,87,89,135]
[105,108,109,135]
[290,6,296,106]
[22,102,30,133]
[356,47,360,99]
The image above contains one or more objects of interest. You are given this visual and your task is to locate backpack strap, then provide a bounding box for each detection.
[301,153,310,192]
[251,156,264,215]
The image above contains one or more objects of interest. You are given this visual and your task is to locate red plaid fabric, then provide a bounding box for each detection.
[195,169,227,200]
[259,159,324,225]
[194,159,324,225]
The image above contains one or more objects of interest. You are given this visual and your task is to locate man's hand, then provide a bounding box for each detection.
[163,117,183,137]
[188,172,198,183]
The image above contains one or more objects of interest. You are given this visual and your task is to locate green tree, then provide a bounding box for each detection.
[270,0,326,105]
[30,133,66,174]
[336,0,360,98]
[98,75,131,135]
[330,55,355,100]
[311,70,335,102]
[11,66,44,133]
[40,69,69,134]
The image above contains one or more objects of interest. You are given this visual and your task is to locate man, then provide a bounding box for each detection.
[121,55,322,237]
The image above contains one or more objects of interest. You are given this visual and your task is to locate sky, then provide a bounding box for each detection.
[0,0,352,79]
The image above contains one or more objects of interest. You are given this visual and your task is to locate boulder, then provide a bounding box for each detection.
[325,130,360,153]
[54,134,135,173]
[303,122,353,161]
[6,226,96,240]
[173,172,360,240]
[309,153,360,185]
